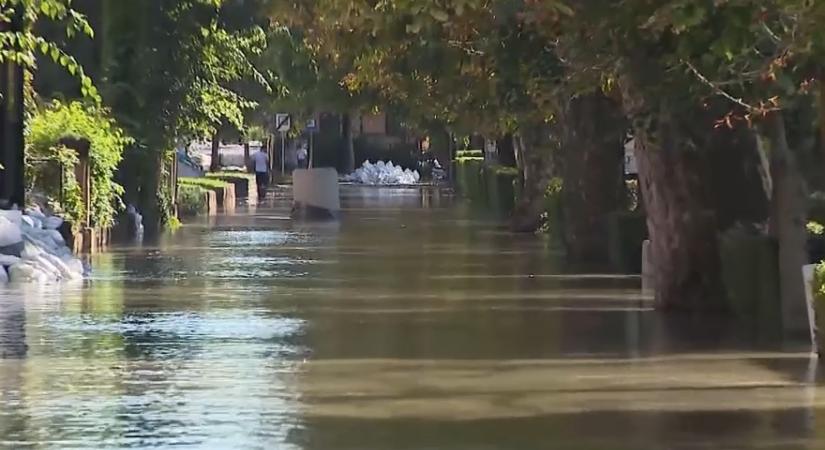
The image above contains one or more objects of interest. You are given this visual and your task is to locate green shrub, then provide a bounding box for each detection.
[455,149,483,158]
[485,164,518,214]
[814,262,825,302]
[206,171,255,181]
[454,157,485,202]
[810,192,825,223]
[180,177,230,191]
[27,100,132,229]
[539,177,564,234]
[177,184,208,216]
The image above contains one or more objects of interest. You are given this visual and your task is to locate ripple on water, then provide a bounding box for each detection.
[0,310,308,449]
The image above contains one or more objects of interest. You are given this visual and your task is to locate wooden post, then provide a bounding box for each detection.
[61,137,93,252]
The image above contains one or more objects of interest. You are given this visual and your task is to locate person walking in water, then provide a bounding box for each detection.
[297,144,308,169]
[252,146,270,199]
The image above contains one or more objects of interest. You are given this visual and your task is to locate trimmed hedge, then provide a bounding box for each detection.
[454,157,486,203]
[180,176,236,208]
[177,185,208,216]
[206,172,257,199]
[719,229,781,337]
[179,177,231,190]
[455,149,483,158]
[485,165,519,214]
[606,211,648,273]
[454,159,521,216]
[206,171,255,181]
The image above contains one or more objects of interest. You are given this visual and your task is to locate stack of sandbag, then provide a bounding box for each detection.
[344,160,421,185]
[0,206,85,284]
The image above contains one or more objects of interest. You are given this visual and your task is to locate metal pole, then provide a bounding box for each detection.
[281,132,286,176]
[309,133,314,169]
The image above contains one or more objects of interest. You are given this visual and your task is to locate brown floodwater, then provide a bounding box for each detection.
[0,185,822,449]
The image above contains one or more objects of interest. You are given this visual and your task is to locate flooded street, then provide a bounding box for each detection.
[0,186,823,449]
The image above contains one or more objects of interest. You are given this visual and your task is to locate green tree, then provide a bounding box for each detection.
[100,0,270,231]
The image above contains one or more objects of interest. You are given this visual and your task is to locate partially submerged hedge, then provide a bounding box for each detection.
[179,177,231,191]
[206,171,255,181]
[27,100,131,229]
[455,149,483,158]
[177,184,208,216]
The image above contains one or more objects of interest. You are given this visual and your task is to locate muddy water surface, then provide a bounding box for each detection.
[0,186,821,449]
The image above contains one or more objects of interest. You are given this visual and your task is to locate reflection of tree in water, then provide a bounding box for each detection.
[0,294,27,359]
[0,292,29,441]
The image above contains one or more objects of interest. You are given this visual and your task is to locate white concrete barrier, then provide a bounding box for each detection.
[641,240,654,296]
[292,168,341,220]
[802,264,818,354]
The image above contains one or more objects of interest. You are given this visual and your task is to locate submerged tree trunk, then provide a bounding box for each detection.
[620,60,725,311]
[510,126,556,233]
[497,133,517,167]
[209,132,220,172]
[559,93,627,265]
[138,150,163,237]
[342,113,355,174]
[762,111,810,337]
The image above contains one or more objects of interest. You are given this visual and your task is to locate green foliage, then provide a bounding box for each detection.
[813,261,825,305]
[454,157,485,201]
[0,0,99,101]
[808,221,825,236]
[455,150,484,158]
[179,176,231,191]
[485,164,518,214]
[539,177,564,235]
[27,100,131,228]
[454,156,484,163]
[206,171,255,181]
[177,184,208,216]
[101,0,271,226]
[487,164,519,177]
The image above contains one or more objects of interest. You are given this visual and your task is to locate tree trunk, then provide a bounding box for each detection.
[497,134,517,167]
[342,113,355,173]
[243,142,251,172]
[138,151,163,237]
[209,131,220,172]
[619,62,725,311]
[762,111,810,337]
[510,124,556,233]
[559,93,627,266]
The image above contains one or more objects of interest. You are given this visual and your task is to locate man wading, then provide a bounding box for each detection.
[252,147,270,199]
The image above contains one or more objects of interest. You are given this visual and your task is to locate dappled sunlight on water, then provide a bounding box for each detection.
[0,186,823,449]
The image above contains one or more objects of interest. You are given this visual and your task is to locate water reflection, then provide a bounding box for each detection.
[0,186,822,449]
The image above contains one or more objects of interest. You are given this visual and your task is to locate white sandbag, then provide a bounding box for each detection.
[42,253,77,280]
[0,216,23,248]
[43,216,63,230]
[44,229,66,247]
[32,255,61,280]
[23,233,57,253]
[20,240,43,260]
[0,254,21,267]
[24,207,46,221]
[21,215,42,229]
[0,210,22,227]
[9,262,46,283]
[344,160,421,185]
[63,257,84,277]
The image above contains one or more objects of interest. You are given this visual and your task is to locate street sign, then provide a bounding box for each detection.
[306,118,319,133]
[275,113,291,132]
[624,138,638,176]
